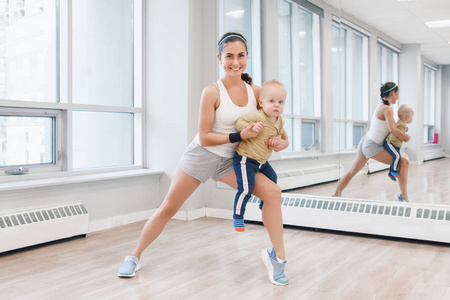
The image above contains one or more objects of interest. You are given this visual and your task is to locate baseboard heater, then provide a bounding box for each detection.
[422,148,446,162]
[366,159,389,174]
[277,163,344,190]
[0,202,89,253]
[245,194,450,243]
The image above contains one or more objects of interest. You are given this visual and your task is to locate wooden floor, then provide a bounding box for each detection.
[1,217,450,299]
[1,157,450,299]
[288,157,450,205]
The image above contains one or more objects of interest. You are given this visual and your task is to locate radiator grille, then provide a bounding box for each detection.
[0,204,88,229]
[248,195,450,221]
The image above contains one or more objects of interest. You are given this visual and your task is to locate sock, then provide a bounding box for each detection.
[276,256,287,263]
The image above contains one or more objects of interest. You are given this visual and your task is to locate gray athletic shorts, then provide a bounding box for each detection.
[178,141,234,183]
[357,136,384,158]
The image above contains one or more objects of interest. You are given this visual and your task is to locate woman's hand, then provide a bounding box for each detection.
[241,122,263,140]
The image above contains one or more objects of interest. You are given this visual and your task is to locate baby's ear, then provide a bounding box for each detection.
[258,98,263,108]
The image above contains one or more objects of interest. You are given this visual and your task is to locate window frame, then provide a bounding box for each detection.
[0,106,63,172]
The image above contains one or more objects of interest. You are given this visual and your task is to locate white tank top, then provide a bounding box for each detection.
[367,104,390,144]
[194,80,257,158]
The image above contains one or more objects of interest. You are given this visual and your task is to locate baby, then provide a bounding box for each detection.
[232,80,287,231]
[383,104,414,181]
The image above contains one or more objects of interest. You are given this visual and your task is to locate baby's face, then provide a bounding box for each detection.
[259,86,286,119]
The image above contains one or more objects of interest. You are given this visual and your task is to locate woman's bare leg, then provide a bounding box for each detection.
[219,171,285,260]
[334,154,368,197]
[371,150,409,200]
[131,167,201,258]
[398,158,409,200]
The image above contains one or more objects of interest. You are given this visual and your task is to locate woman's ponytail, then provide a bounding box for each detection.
[241,73,253,85]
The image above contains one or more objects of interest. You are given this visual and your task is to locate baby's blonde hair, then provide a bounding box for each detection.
[398,104,414,118]
[260,80,286,98]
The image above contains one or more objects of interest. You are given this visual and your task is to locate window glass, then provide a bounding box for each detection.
[333,121,346,152]
[283,117,300,151]
[377,44,399,85]
[0,0,57,102]
[299,9,315,116]
[0,115,54,166]
[72,111,133,169]
[72,0,133,106]
[353,125,364,147]
[278,0,293,115]
[301,121,315,149]
[423,66,436,144]
[352,34,363,120]
[332,24,346,120]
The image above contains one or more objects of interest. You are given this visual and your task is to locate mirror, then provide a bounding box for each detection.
[283,0,449,206]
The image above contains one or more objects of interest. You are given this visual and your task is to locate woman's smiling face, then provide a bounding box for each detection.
[218,41,247,77]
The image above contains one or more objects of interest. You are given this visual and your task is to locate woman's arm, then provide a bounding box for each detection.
[383,106,410,142]
[198,85,229,147]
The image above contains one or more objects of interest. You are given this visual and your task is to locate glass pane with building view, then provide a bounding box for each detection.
[0,115,54,166]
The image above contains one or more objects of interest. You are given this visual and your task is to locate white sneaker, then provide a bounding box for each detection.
[261,248,289,285]
[118,254,141,278]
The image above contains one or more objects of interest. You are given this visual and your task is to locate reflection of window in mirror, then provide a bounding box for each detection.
[377,40,399,117]
[332,21,369,152]
[278,0,321,153]
[423,65,436,144]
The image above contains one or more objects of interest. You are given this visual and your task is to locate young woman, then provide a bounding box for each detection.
[118,32,290,285]
[334,82,411,201]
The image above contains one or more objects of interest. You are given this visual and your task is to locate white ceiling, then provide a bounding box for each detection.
[321,0,450,65]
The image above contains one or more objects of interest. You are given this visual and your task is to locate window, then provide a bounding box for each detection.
[0,109,58,168]
[0,0,143,174]
[219,0,261,85]
[332,22,369,151]
[377,43,399,85]
[377,41,399,116]
[423,65,436,144]
[69,0,137,169]
[278,0,321,152]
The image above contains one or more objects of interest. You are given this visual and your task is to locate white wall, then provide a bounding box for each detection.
[146,0,207,212]
[399,44,423,163]
[0,175,161,232]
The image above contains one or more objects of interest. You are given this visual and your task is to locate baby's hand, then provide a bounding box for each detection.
[265,137,281,148]
[251,122,264,134]
[241,122,260,139]
[406,127,408,132]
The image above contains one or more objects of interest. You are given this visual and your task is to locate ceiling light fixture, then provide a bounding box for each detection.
[425,20,450,28]
[225,10,244,18]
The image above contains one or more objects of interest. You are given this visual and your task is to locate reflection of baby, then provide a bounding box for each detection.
[383,104,414,181]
